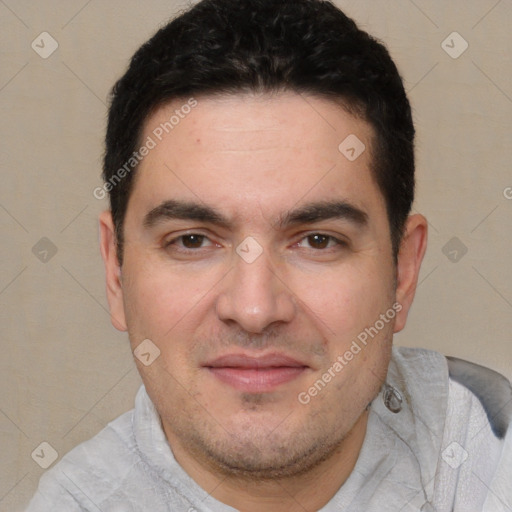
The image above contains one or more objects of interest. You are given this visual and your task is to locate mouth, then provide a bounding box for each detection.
[203,353,309,393]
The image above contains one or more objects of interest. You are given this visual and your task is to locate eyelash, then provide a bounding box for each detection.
[294,233,347,250]
[164,233,215,251]
[163,232,347,253]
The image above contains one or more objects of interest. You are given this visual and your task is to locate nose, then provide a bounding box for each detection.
[216,247,296,333]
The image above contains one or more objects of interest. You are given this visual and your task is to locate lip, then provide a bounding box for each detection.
[203,353,309,393]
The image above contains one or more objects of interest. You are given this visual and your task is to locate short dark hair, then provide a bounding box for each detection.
[104,0,415,263]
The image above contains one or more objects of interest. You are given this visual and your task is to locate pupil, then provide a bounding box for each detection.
[309,234,328,249]
[183,235,204,248]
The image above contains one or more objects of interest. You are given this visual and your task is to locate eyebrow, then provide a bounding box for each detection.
[143,200,230,229]
[143,199,368,230]
[278,200,369,229]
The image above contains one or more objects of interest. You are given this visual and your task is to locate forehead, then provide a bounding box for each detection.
[131,92,385,224]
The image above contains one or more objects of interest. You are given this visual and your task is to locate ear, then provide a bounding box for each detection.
[99,211,127,332]
[393,214,428,333]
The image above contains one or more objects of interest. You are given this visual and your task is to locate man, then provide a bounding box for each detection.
[27,0,512,510]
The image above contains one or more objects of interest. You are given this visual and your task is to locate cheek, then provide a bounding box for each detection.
[290,263,394,337]
[121,253,222,342]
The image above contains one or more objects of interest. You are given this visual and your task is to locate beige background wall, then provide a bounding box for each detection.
[1,1,511,509]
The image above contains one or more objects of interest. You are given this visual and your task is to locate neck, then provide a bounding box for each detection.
[166,409,369,512]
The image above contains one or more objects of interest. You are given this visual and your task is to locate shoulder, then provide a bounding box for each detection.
[26,408,138,511]
[446,355,512,439]
[390,346,512,439]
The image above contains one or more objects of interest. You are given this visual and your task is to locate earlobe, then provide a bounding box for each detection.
[99,211,128,332]
[393,214,428,333]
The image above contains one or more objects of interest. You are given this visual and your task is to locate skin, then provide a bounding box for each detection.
[100,92,427,512]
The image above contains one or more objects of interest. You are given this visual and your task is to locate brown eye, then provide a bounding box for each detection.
[307,234,330,249]
[181,234,206,248]
[163,233,218,257]
[295,233,346,252]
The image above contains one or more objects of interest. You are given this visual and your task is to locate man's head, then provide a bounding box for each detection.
[103,0,415,263]
[99,0,427,498]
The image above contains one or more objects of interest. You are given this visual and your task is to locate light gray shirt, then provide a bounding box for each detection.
[26,347,512,511]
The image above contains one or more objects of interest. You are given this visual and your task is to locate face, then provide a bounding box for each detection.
[101,92,426,480]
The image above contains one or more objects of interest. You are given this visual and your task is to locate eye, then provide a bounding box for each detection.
[180,234,208,248]
[296,233,345,250]
[165,233,214,250]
